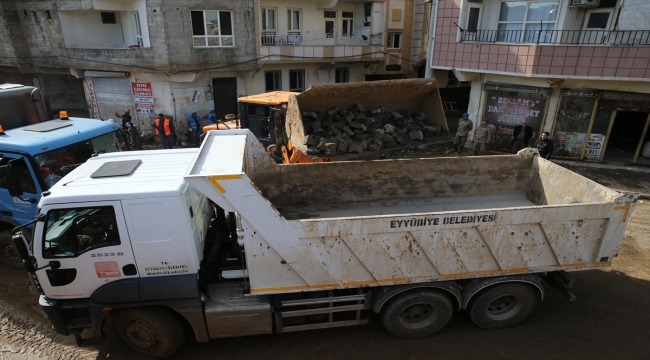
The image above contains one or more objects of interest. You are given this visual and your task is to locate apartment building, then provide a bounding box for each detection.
[429,0,650,165]
[0,0,430,137]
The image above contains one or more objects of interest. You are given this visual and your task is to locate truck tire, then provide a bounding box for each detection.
[0,229,24,269]
[380,289,454,338]
[466,283,538,329]
[115,307,185,359]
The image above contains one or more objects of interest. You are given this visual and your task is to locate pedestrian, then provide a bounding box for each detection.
[115,108,132,130]
[512,120,533,153]
[187,110,202,147]
[472,119,494,156]
[126,122,143,150]
[153,113,175,149]
[534,131,554,159]
[206,108,217,126]
[455,112,474,154]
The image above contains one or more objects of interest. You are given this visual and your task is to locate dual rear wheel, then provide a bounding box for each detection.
[380,283,538,339]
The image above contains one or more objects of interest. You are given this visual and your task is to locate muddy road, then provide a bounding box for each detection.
[1,202,649,360]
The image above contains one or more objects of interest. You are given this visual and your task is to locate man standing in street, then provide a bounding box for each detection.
[206,108,217,126]
[455,112,473,154]
[512,120,533,153]
[187,110,202,147]
[473,119,494,156]
[115,108,132,130]
[153,113,175,149]
[534,131,554,159]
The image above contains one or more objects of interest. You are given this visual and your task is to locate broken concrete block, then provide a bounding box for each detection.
[327,107,340,116]
[325,142,338,156]
[350,103,364,113]
[342,126,355,137]
[423,125,440,136]
[396,128,408,136]
[317,137,331,151]
[368,144,381,152]
[306,147,321,155]
[350,121,362,129]
[355,112,366,120]
[339,109,349,116]
[392,112,404,121]
[345,112,355,122]
[382,134,393,142]
[374,128,385,139]
[338,139,350,152]
[356,134,372,140]
[417,144,428,150]
[373,138,383,146]
[302,111,318,119]
[371,107,384,114]
[394,135,407,145]
[360,124,367,132]
[348,142,364,154]
[312,121,323,133]
[384,124,396,134]
[304,134,319,147]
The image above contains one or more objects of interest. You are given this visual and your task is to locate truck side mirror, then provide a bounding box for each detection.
[0,163,24,197]
[12,232,35,272]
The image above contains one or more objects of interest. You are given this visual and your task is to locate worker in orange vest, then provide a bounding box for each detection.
[154,113,175,149]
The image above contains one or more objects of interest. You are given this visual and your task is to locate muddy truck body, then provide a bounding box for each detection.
[14,130,636,358]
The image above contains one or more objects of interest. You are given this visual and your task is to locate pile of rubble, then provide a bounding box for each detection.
[300,104,441,156]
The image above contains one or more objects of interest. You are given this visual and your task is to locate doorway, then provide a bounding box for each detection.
[212,77,238,122]
[603,111,650,165]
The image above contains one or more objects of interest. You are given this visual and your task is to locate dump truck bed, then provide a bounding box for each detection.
[185,130,636,295]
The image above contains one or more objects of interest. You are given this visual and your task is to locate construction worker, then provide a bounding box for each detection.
[206,108,217,125]
[472,119,494,156]
[126,122,143,150]
[153,113,175,149]
[187,110,201,147]
[455,112,473,154]
[273,103,288,157]
[115,108,132,130]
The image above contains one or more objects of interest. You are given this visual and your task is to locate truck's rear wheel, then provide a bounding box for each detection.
[115,307,185,359]
[380,289,454,338]
[0,229,24,269]
[467,283,538,329]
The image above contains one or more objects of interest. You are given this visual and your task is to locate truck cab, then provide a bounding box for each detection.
[0,118,129,268]
[202,91,299,146]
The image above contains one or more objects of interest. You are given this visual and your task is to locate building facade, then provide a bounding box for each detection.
[0,0,430,139]
[429,0,650,165]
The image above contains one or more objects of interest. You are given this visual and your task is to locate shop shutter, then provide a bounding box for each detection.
[92,77,134,121]
[553,90,600,159]
[483,83,549,151]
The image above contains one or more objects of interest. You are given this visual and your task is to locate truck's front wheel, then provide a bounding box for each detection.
[466,283,538,329]
[380,289,454,338]
[115,307,185,359]
[0,229,24,269]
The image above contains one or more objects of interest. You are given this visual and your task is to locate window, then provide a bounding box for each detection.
[325,10,337,38]
[43,206,121,259]
[364,3,372,26]
[335,67,349,83]
[191,10,234,47]
[497,1,559,43]
[342,12,354,37]
[265,70,282,92]
[101,12,117,24]
[466,4,482,33]
[288,9,301,32]
[262,8,276,32]
[133,12,143,47]
[289,69,305,92]
[0,158,37,194]
[34,130,128,190]
[387,33,401,48]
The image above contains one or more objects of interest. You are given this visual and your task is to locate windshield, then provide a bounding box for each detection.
[34,130,128,190]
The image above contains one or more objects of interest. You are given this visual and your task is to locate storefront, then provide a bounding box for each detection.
[552,90,650,164]
[482,82,549,151]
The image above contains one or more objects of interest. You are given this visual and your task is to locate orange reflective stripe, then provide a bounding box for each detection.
[154,119,160,135]
[164,119,171,136]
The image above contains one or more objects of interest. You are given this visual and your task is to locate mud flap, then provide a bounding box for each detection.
[541,271,577,302]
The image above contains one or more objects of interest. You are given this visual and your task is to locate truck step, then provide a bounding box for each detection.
[60,299,89,310]
[279,318,369,333]
[221,269,248,279]
[279,294,366,307]
[66,317,92,330]
[280,304,365,318]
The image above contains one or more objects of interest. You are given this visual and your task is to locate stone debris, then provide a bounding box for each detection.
[299,104,442,156]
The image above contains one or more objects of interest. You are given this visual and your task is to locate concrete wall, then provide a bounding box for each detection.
[618,0,650,31]
[260,0,357,37]
[59,11,126,48]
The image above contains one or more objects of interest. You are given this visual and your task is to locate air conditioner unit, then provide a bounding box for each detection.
[569,0,600,7]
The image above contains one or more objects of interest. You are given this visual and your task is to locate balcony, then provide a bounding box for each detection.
[260,32,383,46]
[460,29,650,46]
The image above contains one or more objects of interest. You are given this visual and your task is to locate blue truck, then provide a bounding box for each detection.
[0,118,129,268]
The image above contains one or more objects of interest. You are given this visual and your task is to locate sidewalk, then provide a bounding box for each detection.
[553,161,650,199]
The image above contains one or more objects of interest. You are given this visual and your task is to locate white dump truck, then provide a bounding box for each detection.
[12,130,636,358]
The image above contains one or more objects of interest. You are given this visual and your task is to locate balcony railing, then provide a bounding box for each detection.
[460,29,650,46]
[261,33,383,46]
